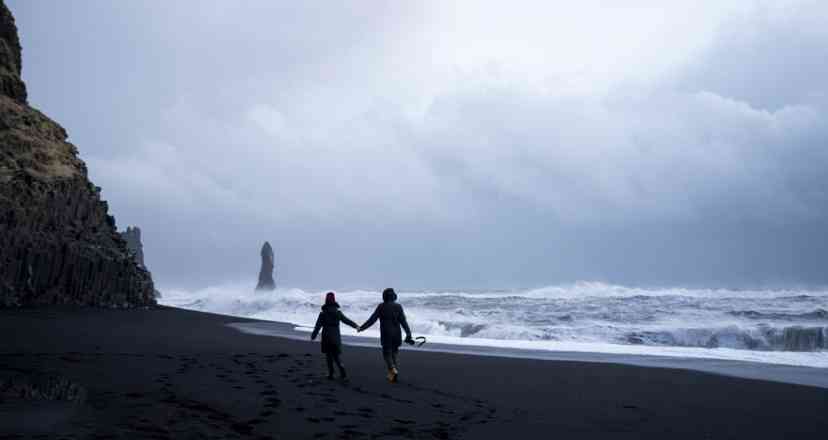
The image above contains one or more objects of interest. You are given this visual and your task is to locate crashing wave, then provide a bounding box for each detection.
[781,326,826,351]
[625,325,827,352]
[160,281,828,355]
[728,309,828,321]
[438,321,487,337]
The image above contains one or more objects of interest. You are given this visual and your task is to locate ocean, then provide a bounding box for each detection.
[160,282,828,368]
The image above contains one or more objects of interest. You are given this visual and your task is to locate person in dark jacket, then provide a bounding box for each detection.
[311,292,358,380]
[358,287,413,383]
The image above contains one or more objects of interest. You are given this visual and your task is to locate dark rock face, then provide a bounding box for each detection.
[0,2,25,103]
[256,242,276,291]
[0,1,155,307]
[121,226,145,269]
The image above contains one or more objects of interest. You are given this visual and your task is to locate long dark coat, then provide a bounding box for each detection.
[360,291,412,349]
[311,303,358,354]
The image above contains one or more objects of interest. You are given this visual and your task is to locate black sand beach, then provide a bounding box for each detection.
[2,307,827,439]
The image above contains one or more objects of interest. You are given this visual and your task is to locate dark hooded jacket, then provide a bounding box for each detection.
[311,302,358,354]
[360,289,412,349]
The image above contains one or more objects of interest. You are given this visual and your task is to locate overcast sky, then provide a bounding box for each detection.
[8,1,828,290]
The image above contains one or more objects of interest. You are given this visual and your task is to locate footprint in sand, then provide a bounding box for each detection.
[389,426,413,436]
[432,428,450,439]
[230,422,254,435]
[341,428,365,437]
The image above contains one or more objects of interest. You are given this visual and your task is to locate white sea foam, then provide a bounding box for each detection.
[160,282,828,368]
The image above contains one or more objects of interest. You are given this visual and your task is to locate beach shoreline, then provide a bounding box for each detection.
[2,306,827,439]
[230,320,828,389]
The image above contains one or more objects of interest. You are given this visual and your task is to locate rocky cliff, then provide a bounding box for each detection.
[0,1,155,307]
[256,242,276,291]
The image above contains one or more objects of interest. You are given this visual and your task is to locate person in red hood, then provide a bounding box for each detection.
[311,291,359,380]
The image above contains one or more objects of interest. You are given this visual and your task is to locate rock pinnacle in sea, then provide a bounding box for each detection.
[256,241,276,291]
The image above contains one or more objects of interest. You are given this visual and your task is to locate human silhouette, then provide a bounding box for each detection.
[311,292,358,380]
[358,288,413,383]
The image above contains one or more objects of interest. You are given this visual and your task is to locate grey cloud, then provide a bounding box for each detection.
[8,1,828,289]
[679,1,828,110]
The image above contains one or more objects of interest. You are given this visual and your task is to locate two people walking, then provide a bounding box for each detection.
[310,288,413,383]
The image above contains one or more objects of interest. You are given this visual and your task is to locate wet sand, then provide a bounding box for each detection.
[233,321,828,389]
[1,306,827,439]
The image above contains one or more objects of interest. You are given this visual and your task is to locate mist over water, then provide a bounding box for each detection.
[161,282,828,368]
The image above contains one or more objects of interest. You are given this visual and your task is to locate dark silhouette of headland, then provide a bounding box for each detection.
[0,1,154,307]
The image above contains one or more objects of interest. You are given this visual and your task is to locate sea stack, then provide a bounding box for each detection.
[0,1,155,307]
[256,241,276,291]
[121,226,145,269]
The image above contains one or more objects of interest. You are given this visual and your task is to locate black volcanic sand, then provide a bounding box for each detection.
[1,307,827,439]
